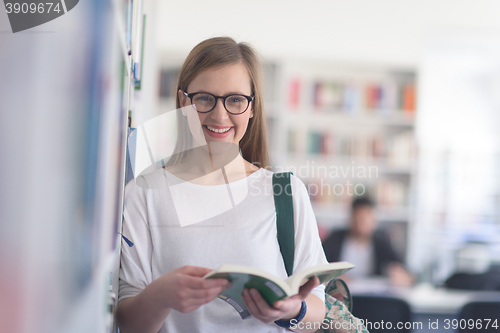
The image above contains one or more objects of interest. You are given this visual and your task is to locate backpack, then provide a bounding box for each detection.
[272,172,369,333]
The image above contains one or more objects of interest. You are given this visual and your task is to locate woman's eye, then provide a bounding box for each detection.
[195,94,213,102]
[228,96,244,103]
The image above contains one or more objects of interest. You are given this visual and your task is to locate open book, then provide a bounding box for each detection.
[204,261,354,319]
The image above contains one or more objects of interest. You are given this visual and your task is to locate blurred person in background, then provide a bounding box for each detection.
[322,196,414,286]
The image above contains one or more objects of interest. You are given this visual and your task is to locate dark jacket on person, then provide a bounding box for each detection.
[322,228,404,276]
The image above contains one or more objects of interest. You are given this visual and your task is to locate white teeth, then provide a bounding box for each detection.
[206,126,231,133]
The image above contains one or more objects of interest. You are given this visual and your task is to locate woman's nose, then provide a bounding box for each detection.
[210,98,229,122]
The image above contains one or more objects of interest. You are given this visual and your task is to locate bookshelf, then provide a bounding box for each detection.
[264,60,417,257]
[107,0,148,332]
[270,61,415,209]
[0,0,150,332]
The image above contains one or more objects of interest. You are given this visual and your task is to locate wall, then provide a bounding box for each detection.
[155,0,500,67]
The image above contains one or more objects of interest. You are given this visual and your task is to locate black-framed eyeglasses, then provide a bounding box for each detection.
[183,91,254,115]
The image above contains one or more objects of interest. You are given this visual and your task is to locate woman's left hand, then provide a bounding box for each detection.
[241,276,320,324]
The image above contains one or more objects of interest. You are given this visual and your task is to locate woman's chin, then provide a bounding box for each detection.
[206,140,239,154]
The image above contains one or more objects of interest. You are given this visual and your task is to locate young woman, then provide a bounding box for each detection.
[116,37,328,333]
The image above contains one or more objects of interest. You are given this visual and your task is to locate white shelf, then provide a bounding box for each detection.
[287,111,414,128]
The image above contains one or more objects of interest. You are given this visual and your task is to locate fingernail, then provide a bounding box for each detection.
[250,289,258,296]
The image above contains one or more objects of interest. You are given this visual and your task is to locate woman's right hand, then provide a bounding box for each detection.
[117,266,229,333]
[155,265,230,313]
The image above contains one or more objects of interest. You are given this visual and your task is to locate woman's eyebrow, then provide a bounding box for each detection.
[226,91,251,95]
[190,89,251,95]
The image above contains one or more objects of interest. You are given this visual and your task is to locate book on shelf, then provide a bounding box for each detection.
[204,261,355,319]
[304,177,408,217]
[364,83,376,110]
[307,131,322,155]
[323,82,344,111]
[312,81,321,109]
[385,131,414,168]
[314,176,407,207]
[342,83,359,112]
[402,83,416,113]
[377,178,408,208]
[289,78,301,108]
[288,127,307,155]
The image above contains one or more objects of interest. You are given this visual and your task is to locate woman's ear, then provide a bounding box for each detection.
[178,89,187,116]
[178,89,186,107]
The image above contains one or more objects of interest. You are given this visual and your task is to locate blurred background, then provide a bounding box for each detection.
[1,0,499,332]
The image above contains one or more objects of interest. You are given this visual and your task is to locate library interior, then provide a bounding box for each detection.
[1,1,500,333]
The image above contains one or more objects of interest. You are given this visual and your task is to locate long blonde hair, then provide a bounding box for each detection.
[165,37,270,170]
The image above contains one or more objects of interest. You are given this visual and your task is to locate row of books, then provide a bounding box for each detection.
[288,78,416,114]
[288,129,414,168]
[376,178,409,208]
[304,178,408,208]
[305,178,364,207]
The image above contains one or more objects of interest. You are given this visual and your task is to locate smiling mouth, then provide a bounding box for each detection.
[205,125,232,133]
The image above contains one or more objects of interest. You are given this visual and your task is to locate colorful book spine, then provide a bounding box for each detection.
[402,83,416,113]
[289,78,300,108]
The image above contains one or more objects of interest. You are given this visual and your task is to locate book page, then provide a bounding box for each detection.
[285,262,355,293]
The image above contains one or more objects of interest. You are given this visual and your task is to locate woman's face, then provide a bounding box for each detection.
[178,62,253,146]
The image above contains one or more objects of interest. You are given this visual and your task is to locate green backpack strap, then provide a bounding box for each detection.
[272,172,295,277]
[273,173,359,330]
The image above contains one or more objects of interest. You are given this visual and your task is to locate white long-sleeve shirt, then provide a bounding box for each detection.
[119,167,328,333]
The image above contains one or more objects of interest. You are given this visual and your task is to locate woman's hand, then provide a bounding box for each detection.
[241,276,320,324]
[155,265,231,313]
[117,265,230,333]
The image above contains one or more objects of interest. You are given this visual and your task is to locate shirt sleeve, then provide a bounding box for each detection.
[118,177,154,304]
[290,175,328,302]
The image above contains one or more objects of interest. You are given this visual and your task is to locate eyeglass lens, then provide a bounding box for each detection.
[192,93,249,114]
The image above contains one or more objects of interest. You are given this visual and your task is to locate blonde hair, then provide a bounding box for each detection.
[165,37,270,169]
